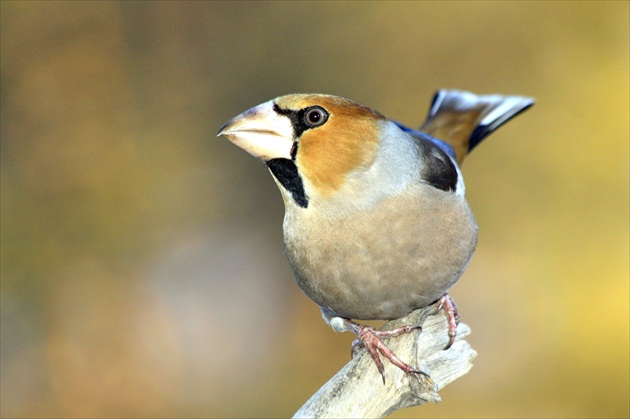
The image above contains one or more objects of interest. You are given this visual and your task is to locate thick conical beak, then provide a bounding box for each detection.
[217,100,294,161]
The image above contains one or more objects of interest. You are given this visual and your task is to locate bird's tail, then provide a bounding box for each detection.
[419,89,534,165]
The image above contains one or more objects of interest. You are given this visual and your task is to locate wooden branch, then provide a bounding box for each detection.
[293,303,477,418]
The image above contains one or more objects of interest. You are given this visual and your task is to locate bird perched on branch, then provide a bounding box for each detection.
[217,89,534,382]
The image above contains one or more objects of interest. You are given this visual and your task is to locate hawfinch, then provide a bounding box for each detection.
[217,89,534,382]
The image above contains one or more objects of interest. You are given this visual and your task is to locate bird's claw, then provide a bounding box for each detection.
[351,324,422,384]
[436,293,460,349]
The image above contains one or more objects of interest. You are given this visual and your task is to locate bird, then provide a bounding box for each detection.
[217,89,534,383]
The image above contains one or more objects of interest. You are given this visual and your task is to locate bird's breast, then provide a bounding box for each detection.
[282,185,478,320]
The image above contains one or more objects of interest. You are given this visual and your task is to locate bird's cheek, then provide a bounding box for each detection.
[296,124,379,196]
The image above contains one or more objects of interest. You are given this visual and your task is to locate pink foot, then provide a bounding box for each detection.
[348,322,422,384]
[436,293,461,349]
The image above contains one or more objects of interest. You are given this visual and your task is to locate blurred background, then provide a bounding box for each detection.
[1,1,628,418]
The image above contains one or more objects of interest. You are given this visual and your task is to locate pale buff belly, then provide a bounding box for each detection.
[283,189,478,320]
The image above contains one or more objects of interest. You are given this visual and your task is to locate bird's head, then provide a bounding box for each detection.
[217,94,412,210]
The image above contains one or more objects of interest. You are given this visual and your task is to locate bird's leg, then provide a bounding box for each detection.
[436,293,460,349]
[352,323,424,384]
[322,311,422,384]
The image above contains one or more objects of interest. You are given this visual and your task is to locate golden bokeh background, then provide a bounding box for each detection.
[1,2,628,418]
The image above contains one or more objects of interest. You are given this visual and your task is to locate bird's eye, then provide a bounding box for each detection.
[303,106,329,128]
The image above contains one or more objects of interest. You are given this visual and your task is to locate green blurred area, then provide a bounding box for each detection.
[1,1,628,417]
